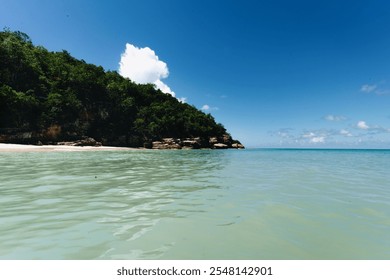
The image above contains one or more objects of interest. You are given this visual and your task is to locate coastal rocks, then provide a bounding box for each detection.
[150,134,245,150]
[0,127,103,147]
[213,143,228,149]
[232,143,245,149]
[57,137,102,147]
[209,137,218,146]
[210,134,244,149]
[182,138,202,149]
[152,138,182,149]
[0,129,40,144]
[1,128,244,150]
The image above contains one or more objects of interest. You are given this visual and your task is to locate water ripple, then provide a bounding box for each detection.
[1,149,390,259]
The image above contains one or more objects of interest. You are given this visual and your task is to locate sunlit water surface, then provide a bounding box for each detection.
[1,149,389,259]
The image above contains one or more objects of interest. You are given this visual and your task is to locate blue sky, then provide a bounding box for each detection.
[1,0,390,148]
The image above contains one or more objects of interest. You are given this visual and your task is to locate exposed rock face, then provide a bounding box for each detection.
[210,134,244,149]
[152,138,182,149]
[232,143,245,149]
[57,137,102,147]
[0,129,45,145]
[150,134,245,150]
[0,126,103,146]
[213,143,228,149]
[182,138,202,149]
[0,129,244,150]
[209,137,218,144]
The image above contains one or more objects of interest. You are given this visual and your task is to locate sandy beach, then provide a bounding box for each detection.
[0,143,139,152]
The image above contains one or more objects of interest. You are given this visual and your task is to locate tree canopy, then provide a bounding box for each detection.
[0,29,232,147]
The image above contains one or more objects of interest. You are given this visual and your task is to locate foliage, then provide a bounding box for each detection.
[0,29,228,146]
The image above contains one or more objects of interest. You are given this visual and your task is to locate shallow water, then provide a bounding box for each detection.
[0,149,389,259]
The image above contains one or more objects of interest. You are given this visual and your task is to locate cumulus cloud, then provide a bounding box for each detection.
[119,43,175,97]
[154,80,174,96]
[357,121,369,130]
[324,114,347,122]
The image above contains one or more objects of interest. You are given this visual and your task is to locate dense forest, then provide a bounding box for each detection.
[0,29,243,148]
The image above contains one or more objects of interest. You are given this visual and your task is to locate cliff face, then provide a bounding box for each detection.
[0,30,244,149]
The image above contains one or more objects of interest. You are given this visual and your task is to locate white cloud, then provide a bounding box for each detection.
[375,89,390,96]
[270,128,295,140]
[360,83,390,96]
[302,131,326,143]
[324,115,346,122]
[355,121,390,134]
[274,124,389,147]
[177,97,187,103]
[340,129,353,137]
[311,136,325,143]
[303,132,315,138]
[357,121,369,130]
[201,104,218,111]
[119,43,175,97]
[278,131,290,138]
[361,84,377,93]
[154,80,174,96]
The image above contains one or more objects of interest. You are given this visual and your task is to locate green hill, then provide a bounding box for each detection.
[0,29,243,149]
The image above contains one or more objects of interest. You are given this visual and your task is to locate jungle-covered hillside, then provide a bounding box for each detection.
[0,29,242,148]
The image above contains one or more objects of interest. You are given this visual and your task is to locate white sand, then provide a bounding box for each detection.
[0,143,139,152]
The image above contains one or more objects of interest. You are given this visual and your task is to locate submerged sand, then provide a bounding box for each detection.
[0,143,139,152]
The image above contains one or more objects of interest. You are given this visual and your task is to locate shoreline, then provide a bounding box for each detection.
[0,143,140,152]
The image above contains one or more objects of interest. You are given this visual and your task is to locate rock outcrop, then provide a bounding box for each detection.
[152,138,182,149]
[57,137,102,147]
[232,143,245,149]
[213,143,228,149]
[1,129,244,150]
[150,134,245,150]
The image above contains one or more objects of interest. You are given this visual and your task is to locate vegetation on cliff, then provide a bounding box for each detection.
[0,29,242,148]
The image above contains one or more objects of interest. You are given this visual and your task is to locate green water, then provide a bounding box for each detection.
[0,149,389,259]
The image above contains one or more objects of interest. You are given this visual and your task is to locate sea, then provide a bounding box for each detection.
[0,148,389,259]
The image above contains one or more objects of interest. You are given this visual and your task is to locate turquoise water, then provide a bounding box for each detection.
[0,149,389,259]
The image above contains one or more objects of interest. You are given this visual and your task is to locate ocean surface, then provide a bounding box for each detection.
[0,148,389,259]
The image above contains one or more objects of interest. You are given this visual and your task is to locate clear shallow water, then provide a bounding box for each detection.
[0,149,389,259]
